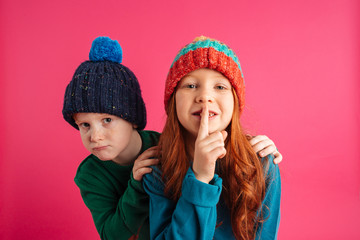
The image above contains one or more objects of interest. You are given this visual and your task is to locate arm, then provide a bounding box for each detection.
[143,167,222,240]
[75,171,149,240]
[255,156,282,240]
[75,148,159,240]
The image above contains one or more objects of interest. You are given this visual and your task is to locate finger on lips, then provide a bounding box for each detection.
[198,104,209,140]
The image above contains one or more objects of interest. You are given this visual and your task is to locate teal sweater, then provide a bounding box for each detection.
[143,156,281,240]
[74,130,160,240]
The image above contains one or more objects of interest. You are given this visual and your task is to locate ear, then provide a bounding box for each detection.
[133,124,138,129]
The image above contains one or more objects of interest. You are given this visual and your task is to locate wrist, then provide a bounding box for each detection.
[193,171,214,184]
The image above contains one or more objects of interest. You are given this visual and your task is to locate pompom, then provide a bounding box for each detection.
[193,36,209,42]
[89,36,122,63]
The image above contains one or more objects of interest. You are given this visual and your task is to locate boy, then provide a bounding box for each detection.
[62,36,159,239]
[62,36,282,240]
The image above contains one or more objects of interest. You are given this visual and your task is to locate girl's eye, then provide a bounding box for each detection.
[104,118,112,124]
[216,85,226,90]
[186,84,196,89]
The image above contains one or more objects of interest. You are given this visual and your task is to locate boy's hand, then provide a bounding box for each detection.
[247,135,283,164]
[133,146,159,181]
[193,104,227,184]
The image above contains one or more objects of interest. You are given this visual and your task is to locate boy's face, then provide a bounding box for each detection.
[73,113,135,165]
[175,68,234,140]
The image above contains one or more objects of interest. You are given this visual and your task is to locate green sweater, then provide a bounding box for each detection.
[74,130,160,240]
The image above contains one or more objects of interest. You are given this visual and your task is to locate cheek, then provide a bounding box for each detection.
[113,123,133,140]
[175,105,186,126]
[79,132,90,147]
[223,95,235,121]
[175,93,187,120]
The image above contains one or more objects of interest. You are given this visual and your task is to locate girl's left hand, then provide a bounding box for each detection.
[247,135,283,164]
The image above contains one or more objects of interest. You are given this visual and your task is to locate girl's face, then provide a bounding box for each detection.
[175,68,234,139]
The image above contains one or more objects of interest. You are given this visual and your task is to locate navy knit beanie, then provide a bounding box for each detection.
[62,36,146,130]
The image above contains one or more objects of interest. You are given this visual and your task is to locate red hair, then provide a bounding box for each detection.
[157,90,266,240]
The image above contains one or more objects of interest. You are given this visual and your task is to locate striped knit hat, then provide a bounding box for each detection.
[164,36,245,114]
[62,36,146,130]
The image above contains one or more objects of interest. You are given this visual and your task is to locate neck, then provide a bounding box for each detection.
[112,129,142,166]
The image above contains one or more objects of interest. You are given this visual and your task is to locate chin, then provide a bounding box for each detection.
[94,154,112,161]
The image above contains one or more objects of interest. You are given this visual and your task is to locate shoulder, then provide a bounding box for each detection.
[75,154,130,174]
[139,130,161,141]
[261,155,279,177]
[75,154,101,174]
[74,154,131,187]
[74,155,105,189]
[260,155,281,191]
[143,165,162,181]
[143,165,164,193]
[138,130,161,152]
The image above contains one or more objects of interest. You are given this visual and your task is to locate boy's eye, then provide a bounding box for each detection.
[104,118,112,123]
[80,123,90,128]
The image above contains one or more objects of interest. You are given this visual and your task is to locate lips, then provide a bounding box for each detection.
[192,110,218,118]
[93,146,108,151]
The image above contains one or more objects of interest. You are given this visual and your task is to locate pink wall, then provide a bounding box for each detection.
[1,0,359,239]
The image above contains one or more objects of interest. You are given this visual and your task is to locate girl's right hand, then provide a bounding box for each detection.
[132,146,159,181]
[193,105,227,183]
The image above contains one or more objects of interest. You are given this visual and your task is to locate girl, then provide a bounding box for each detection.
[143,36,281,240]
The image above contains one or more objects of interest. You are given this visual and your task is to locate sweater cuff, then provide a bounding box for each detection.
[181,168,222,207]
[129,172,146,193]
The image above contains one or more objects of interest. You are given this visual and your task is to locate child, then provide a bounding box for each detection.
[143,36,281,240]
[62,36,282,240]
[62,36,160,240]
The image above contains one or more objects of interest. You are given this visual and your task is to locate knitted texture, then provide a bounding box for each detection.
[63,36,146,130]
[164,36,245,114]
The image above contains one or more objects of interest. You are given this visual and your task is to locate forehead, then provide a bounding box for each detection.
[179,68,231,88]
[73,112,114,121]
[185,68,227,78]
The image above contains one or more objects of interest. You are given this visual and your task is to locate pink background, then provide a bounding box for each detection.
[1,0,359,239]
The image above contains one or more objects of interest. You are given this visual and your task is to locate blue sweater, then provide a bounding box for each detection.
[143,156,281,240]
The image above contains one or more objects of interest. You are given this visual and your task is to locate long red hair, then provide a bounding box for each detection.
[157,90,266,240]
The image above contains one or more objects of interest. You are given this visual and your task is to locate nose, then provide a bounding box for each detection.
[90,126,104,142]
[195,88,214,103]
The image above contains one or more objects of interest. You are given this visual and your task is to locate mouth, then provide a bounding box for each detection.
[93,146,108,151]
[192,110,218,118]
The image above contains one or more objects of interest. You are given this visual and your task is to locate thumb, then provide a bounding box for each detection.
[221,130,228,141]
[218,130,228,159]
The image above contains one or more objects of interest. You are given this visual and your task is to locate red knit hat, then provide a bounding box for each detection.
[164,36,245,114]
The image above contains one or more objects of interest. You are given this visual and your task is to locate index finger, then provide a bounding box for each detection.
[249,135,271,146]
[197,104,209,140]
[136,146,158,161]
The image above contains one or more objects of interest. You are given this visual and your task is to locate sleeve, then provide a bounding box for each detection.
[255,156,282,240]
[75,171,149,240]
[143,167,222,240]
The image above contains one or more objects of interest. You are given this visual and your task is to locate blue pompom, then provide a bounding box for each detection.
[89,36,122,63]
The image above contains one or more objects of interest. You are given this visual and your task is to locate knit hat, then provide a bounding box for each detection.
[62,36,146,130]
[164,36,245,114]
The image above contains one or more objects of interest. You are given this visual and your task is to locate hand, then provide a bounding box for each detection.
[193,104,227,183]
[247,135,283,164]
[132,146,159,181]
